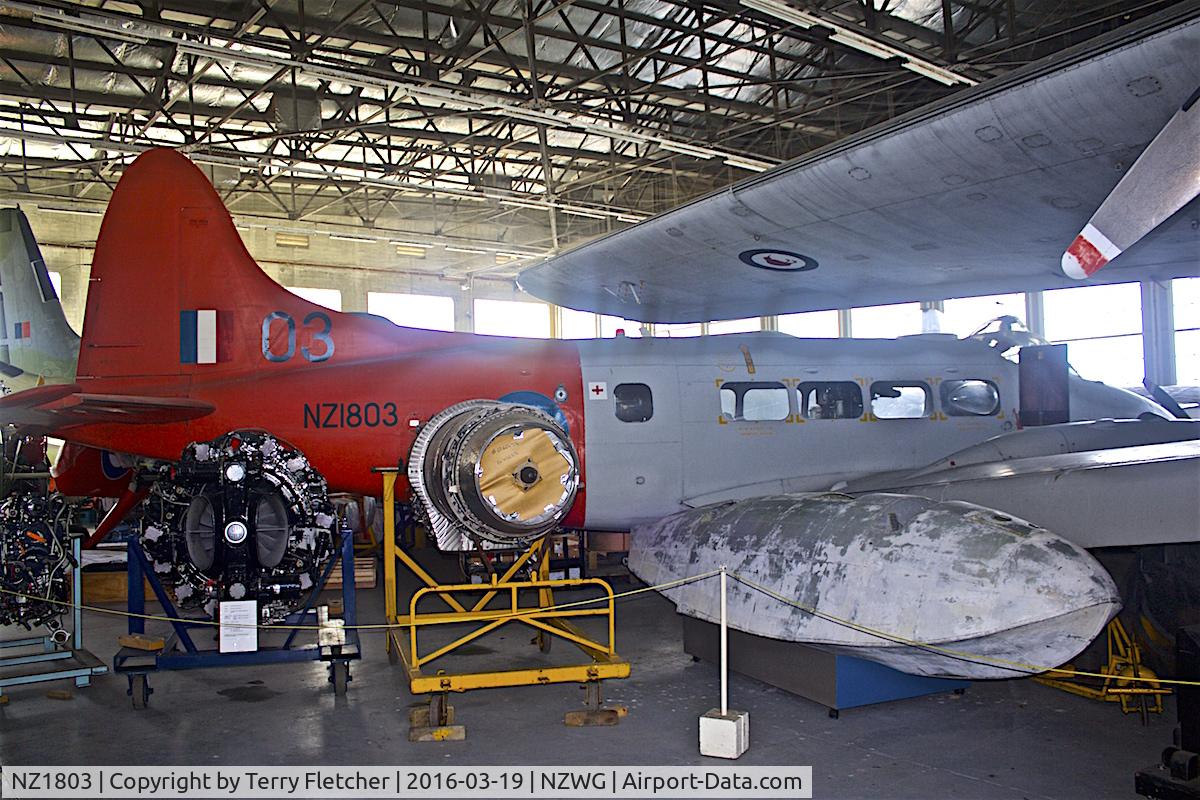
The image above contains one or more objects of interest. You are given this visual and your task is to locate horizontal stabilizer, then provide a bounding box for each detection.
[0,383,214,430]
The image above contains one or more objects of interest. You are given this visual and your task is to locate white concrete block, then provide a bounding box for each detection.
[699,708,749,759]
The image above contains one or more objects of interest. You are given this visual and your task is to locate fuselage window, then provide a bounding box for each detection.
[614,383,654,422]
[797,382,863,420]
[870,381,931,419]
[720,381,790,421]
[941,379,1001,416]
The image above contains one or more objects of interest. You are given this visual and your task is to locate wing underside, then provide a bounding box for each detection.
[518,9,1200,323]
[0,383,215,431]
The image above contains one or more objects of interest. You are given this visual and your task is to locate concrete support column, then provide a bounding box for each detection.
[454,293,474,333]
[340,273,369,313]
[58,260,90,334]
[1024,291,1045,339]
[837,309,853,338]
[920,300,944,333]
[1141,280,1176,387]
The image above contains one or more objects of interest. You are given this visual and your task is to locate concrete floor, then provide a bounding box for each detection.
[0,555,1175,800]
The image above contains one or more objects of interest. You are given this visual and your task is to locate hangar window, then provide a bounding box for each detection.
[614,383,653,423]
[941,379,1000,416]
[797,382,863,420]
[720,382,790,421]
[870,382,931,419]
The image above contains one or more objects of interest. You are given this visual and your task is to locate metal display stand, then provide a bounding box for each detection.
[113,528,360,708]
[0,536,109,700]
[377,469,629,736]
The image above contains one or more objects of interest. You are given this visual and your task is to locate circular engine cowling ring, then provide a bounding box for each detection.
[141,431,335,622]
[410,401,579,549]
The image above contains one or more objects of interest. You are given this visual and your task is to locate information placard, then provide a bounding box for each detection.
[219,601,258,653]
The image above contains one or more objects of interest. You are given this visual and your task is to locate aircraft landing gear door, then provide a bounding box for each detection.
[581,368,681,530]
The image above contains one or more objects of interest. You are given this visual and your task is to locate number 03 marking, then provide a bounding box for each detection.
[262,310,335,363]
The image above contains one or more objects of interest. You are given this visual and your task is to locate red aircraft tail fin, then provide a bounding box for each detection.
[77,148,409,386]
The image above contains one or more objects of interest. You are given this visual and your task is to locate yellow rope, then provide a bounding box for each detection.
[4,565,1197,688]
[0,569,720,633]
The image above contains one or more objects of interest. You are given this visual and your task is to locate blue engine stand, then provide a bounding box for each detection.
[113,528,360,709]
[0,536,109,700]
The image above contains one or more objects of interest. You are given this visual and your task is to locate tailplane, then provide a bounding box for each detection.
[0,208,80,393]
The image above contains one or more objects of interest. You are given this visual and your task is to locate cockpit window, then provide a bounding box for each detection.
[941,379,1000,416]
[614,383,653,422]
[720,381,790,421]
[797,382,863,420]
[870,381,931,419]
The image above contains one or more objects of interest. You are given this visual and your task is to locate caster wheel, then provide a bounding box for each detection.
[330,662,350,696]
[828,708,839,719]
[129,675,151,710]
[954,687,966,695]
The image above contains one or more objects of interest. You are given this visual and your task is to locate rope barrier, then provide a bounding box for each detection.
[2,564,1197,688]
[0,569,721,633]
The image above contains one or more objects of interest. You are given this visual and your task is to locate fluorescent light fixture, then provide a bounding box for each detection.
[329,234,374,243]
[741,0,817,29]
[38,205,102,216]
[829,29,901,60]
[902,60,964,86]
[395,245,427,258]
[499,198,554,211]
[389,240,429,248]
[724,156,773,172]
[561,207,608,220]
[740,0,978,86]
[616,214,645,224]
[275,232,310,248]
[445,246,488,255]
[658,140,722,159]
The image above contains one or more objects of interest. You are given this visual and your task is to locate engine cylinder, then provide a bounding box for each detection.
[410,401,579,549]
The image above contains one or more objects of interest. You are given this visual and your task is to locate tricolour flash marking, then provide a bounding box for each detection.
[195,309,217,364]
[1062,222,1122,280]
[180,309,218,364]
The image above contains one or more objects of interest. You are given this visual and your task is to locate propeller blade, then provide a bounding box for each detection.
[1062,86,1200,279]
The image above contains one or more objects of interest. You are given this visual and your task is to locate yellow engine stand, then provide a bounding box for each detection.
[1035,617,1169,722]
[377,469,629,705]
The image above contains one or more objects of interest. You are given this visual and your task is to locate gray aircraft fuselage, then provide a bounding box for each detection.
[575,331,1163,529]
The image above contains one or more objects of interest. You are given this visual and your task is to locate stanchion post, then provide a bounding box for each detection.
[383,472,397,626]
[699,566,749,759]
[720,566,728,717]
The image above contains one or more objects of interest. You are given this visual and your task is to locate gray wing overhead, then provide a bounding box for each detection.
[518,7,1200,324]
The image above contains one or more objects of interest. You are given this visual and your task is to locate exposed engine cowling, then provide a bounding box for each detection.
[143,432,335,623]
[0,488,71,639]
[409,401,579,550]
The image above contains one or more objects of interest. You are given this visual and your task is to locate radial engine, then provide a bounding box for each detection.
[0,488,71,640]
[1,429,72,641]
[142,431,335,622]
[408,401,580,550]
